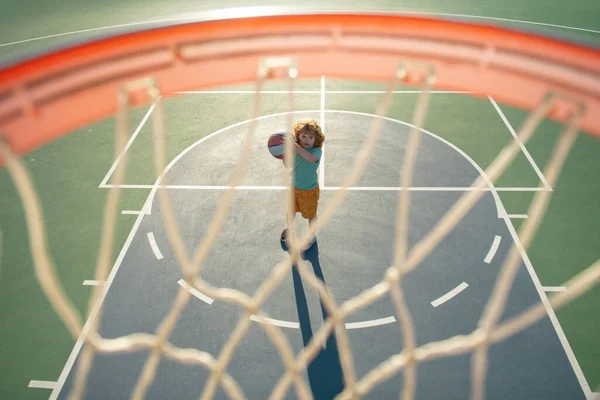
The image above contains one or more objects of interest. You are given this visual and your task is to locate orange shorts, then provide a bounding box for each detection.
[294,186,320,219]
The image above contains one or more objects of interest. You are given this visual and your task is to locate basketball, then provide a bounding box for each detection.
[267,132,286,159]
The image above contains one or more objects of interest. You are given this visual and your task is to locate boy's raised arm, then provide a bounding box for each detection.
[293,142,319,163]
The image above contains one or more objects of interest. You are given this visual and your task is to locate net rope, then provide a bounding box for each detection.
[1,57,599,400]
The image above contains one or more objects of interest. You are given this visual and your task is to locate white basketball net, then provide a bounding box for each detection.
[1,56,599,400]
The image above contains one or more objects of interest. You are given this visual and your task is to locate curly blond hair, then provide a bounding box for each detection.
[293,119,325,148]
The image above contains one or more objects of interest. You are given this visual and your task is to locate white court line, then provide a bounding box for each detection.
[3,8,597,49]
[29,380,57,389]
[345,316,396,329]
[488,95,552,191]
[493,193,506,219]
[0,17,205,48]
[323,90,473,94]
[121,210,142,215]
[177,279,214,304]
[431,282,469,307]
[50,204,148,400]
[250,315,300,329]
[323,186,545,192]
[176,90,471,94]
[543,286,567,292]
[494,191,592,398]
[249,315,397,330]
[99,100,159,188]
[179,90,320,94]
[100,184,545,192]
[146,232,163,260]
[410,10,600,34]
[484,235,502,264]
[494,188,546,192]
[82,280,104,286]
[319,75,325,188]
[0,7,288,48]
[105,184,289,189]
[507,214,528,219]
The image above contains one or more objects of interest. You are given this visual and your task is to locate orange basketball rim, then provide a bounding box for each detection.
[0,11,599,158]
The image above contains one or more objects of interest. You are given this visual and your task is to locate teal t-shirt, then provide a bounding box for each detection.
[293,147,322,190]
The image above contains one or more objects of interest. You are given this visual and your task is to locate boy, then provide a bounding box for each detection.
[281,119,325,249]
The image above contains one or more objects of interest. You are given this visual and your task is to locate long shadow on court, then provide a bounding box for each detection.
[281,240,345,399]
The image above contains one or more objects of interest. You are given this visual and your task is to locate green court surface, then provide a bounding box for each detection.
[0,2,599,400]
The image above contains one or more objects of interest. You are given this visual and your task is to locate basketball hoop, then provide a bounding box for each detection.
[0,10,599,400]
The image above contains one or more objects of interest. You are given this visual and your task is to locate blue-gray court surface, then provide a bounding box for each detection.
[51,111,586,399]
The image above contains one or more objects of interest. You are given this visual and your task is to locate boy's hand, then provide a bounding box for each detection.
[282,136,299,152]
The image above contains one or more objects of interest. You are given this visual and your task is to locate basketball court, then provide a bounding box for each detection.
[46,102,587,399]
[0,3,599,400]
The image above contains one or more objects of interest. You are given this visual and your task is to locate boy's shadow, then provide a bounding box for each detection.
[280,239,345,399]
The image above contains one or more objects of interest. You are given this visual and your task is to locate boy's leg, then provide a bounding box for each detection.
[307,217,317,244]
[282,189,301,240]
[305,187,319,245]
[282,212,297,241]
[284,187,318,248]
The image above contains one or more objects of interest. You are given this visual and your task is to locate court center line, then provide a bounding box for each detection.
[507,214,528,219]
[29,380,57,389]
[430,282,469,307]
[50,204,148,400]
[99,99,159,188]
[542,286,567,292]
[82,280,104,286]
[177,279,214,305]
[319,75,325,188]
[494,191,591,398]
[147,232,163,260]
[484,235,502,264]
[2,8,598,49]
[488,95,552,191]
